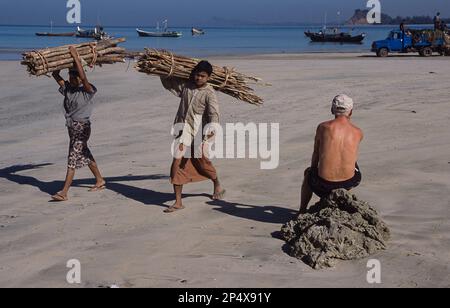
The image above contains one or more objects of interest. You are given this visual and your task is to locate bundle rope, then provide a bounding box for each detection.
[35,51,49,74]
[167,51,175,77]
[89,43,98,67]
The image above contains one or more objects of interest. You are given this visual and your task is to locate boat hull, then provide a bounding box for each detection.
[137,29,182,37]
[309,33,366,43]
[35,32,75,37]
[192,29,205,36]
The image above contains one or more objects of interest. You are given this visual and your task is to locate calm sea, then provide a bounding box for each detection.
[0,24,434,60]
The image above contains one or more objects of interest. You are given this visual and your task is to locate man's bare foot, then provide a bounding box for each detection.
[164,203,185,213]
[89,179,106,192]
[52,191,68,202]
[212,188,226,200]
[212,179,226,200]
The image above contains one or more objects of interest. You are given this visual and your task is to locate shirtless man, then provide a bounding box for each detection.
[299,94,364,214]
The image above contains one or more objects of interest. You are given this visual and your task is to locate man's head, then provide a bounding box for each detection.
[68,68,81,87]
[331,94,354,117]
[192,60,213,88]
[437,12,441,16]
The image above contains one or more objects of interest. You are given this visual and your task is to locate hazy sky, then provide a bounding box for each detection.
[1,0,449,26]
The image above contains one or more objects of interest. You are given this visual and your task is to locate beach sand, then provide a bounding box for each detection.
[0,53,449,288]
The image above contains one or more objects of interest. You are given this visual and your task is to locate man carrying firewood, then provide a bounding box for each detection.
[160,61,226,213]
[50,46,106,202]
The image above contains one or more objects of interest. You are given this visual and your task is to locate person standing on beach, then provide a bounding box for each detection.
[160,61,226,213]
[51,46,105,201]
[400,21,406,51]
[299,94,363,214]
[434,12,441,31]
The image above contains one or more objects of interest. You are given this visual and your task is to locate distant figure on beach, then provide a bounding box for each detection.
[400,21,406,51]
[434,12,441,30]
[160,61,226,213]
[299,94,363,214]
[50,46,105,202]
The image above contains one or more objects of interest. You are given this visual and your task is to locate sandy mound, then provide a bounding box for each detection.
[281,189,390,269]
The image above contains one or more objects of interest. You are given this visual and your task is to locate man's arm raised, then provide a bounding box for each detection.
[69,46,94,94]
[52,70,65,88]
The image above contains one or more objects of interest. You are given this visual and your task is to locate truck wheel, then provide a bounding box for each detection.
[421,47,433,57]
[377,48,388,57]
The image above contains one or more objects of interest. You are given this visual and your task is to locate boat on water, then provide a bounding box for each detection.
[35,21,76,37]
[305,29,366,43]
[76,26,111,40]
[36,32,75,37]
[137,28,182,37]
[137,20,182,38]
[305,10,365,43]
[191,27,205,36]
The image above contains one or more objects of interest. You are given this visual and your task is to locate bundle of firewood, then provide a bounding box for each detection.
[21,38,127,76]
[135,49,267,105]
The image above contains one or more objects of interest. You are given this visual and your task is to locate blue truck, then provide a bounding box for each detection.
[371,29,450,57]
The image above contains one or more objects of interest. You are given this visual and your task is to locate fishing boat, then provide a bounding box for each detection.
[137,28,182,37]
[76,26,111,40]
[191,27,205,36]
[35,21,75,37]
[305,29,366,43]
[137,20,182,38]
[305,11,365,43]
[36,32,75,37]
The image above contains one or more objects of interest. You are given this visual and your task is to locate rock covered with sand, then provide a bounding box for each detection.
[281,189,390,269]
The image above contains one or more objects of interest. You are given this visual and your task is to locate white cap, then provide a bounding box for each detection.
[332,94,354,115]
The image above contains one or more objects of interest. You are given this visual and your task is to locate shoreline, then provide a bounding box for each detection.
[1,49,377,61]
[7,51,450,62]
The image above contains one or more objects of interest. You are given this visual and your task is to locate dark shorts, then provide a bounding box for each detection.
[307,164,362,198]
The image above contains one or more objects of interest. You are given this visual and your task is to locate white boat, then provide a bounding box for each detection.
[137,20,182,38]
[191,28,205,36]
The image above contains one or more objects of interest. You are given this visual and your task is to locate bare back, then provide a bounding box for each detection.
[315,117,363,181]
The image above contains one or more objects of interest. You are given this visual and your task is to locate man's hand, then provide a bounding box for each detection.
[200,140,211,159]
[52,70,65,87]
[173,142,186,160]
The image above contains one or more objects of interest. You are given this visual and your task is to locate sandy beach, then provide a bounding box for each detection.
[0,53,449,288]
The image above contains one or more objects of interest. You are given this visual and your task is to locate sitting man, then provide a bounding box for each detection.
[299,94,364,214]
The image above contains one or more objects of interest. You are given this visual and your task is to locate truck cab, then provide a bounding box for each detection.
[372,29,449,57]
[371,30,412,56]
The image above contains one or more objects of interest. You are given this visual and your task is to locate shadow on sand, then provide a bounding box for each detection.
[1,164,297,223]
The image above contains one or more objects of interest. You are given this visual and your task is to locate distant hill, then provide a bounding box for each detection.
[347,9,449,25]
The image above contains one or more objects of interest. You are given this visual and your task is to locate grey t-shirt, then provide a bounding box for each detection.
[59,81,97,125]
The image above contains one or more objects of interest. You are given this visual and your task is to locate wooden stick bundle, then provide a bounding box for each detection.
[135,49,266,105]
[21,38,127,76]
